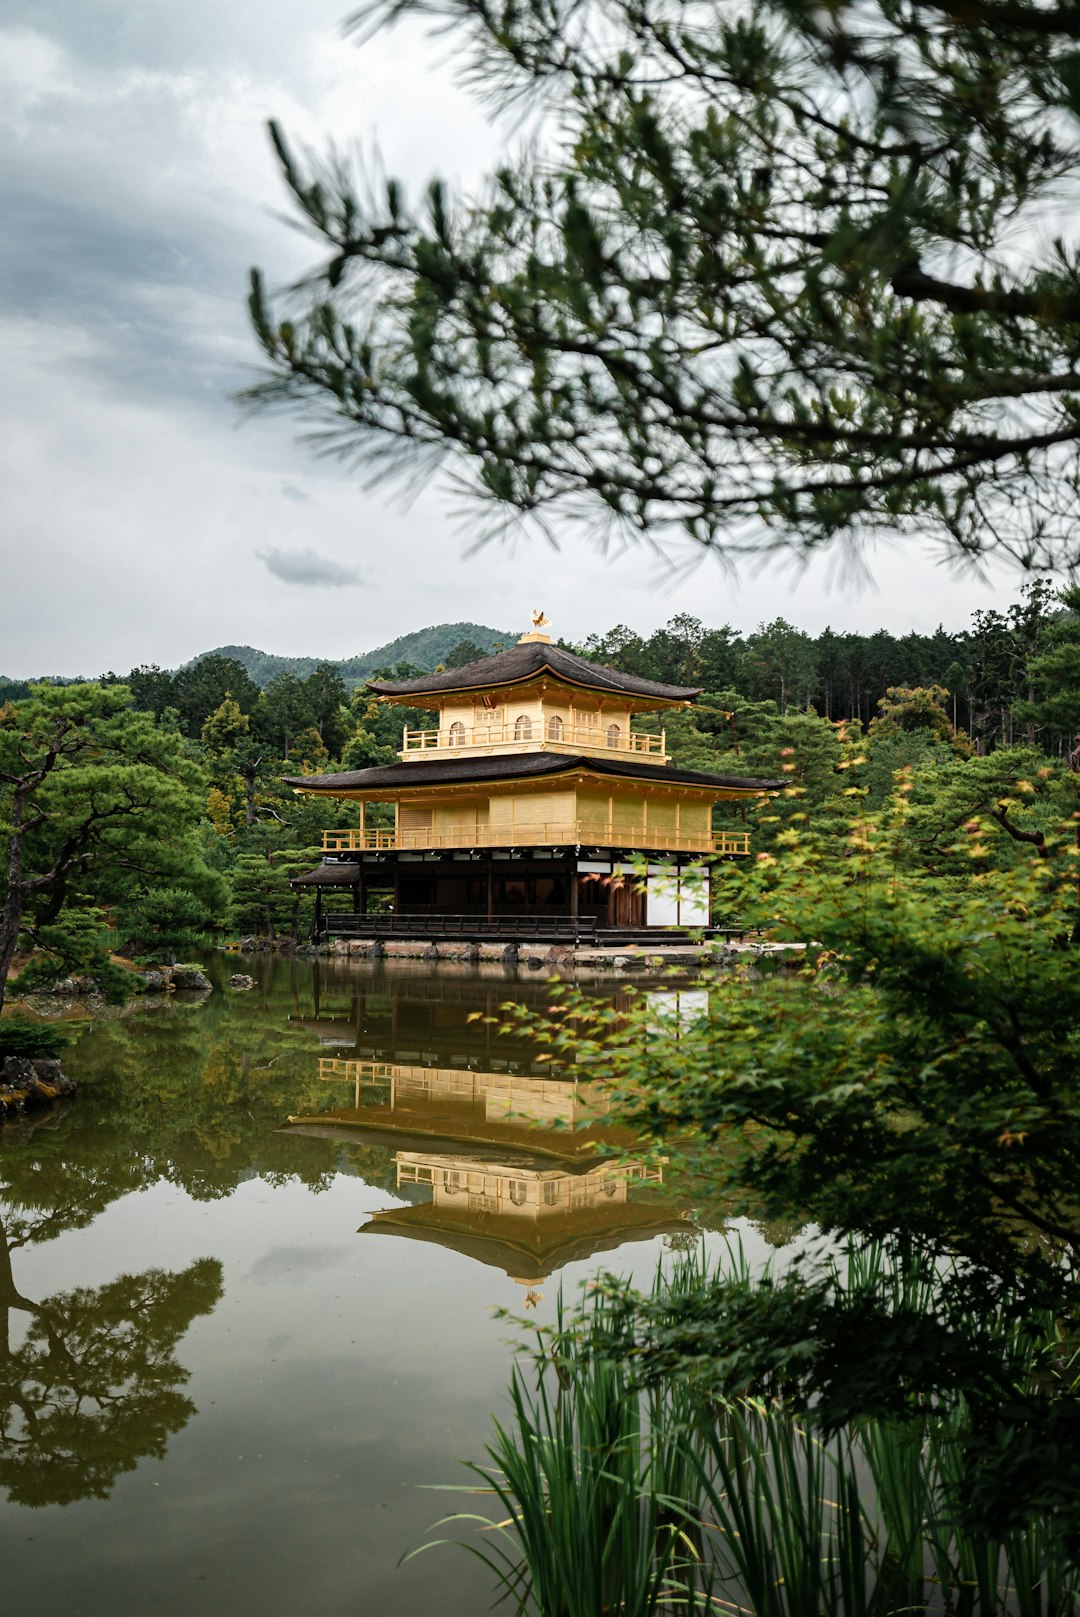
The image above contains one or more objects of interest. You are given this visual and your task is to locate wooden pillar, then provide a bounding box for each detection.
[486,860,494,922]
[313,886,323,941]
[392,861,400,915]
[356,871,365,916]
[569,860,579,940]
[632,879,645,929]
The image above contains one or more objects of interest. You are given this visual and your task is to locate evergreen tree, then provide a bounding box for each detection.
[247,0,1080,570]
[172,656,259,738]
[302,661,350,756]
[443,638,487,668]
[256,672,313,757]
[1015,586,1080,762]
[868,685,965,746]
[743,620,818,714]
[229,837,320,940]
[114,664,177,719]
[200,694,250,756]
[0,686,225,1010]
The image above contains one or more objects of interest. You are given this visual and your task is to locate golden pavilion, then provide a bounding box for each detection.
[287,616,778,938]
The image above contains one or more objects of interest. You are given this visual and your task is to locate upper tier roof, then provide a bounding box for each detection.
[367,641,701,703]
[284,753,780,794]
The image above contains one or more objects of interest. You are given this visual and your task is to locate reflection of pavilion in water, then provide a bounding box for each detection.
[292,964,660,1076]
[287,1041,689,1293]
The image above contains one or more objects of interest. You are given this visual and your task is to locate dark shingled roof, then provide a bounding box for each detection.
[284,753,781,794]
[367,641,700,702]
[289,862,362,886]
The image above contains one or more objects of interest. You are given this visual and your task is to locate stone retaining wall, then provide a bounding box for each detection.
[323,936,802,971]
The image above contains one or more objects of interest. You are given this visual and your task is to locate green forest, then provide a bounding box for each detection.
[2,581,1079,1007]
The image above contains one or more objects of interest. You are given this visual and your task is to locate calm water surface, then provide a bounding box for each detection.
[0,956,783,1617]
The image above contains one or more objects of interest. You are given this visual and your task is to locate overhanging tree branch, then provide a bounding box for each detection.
[246,0,1080,570]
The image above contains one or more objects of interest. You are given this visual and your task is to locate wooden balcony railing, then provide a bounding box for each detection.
[714,832,752,856]
[322,824,752,856]
[395,1160,662,1194]
[401,721,666,757]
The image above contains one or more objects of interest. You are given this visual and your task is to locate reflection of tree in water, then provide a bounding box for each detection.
[64,987,400,1200]
[0,1108,223,1507]
[0,965,408,1508]
[0,1234,222,1506]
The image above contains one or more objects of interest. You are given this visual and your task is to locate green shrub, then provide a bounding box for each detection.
[11,955,136,1006]
[114,885,218,950]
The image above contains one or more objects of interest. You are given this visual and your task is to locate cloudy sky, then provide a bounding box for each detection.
[0,0,1025,678]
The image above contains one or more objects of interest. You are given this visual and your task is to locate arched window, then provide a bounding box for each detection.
[509,1180,528,1206]
[543,1180,560,1207]
[606,723,621,749]
[514,714,533,740]
[448,721,466,747]
[547,715,564,741]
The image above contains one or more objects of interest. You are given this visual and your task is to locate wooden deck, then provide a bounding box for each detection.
[321,912,598,943]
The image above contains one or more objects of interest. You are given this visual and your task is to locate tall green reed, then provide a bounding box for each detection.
[408,1282,709,1615]
[415,1248,1079,1616]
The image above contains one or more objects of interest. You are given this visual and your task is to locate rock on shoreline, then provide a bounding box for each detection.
[0,1056,77,1117]
[33,963,214,996]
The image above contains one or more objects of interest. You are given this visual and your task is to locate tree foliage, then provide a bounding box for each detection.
[248,0,1080,568]
[1015,584,1080,759]
[571,590,1066,750]
[519,819,1080,1290]
[0,686,226,1009]
[492,754,1080,1544]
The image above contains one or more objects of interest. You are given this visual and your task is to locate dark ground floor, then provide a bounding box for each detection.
[299,849,715,935]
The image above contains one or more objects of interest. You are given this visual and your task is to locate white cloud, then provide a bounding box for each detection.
[0,28,74,127]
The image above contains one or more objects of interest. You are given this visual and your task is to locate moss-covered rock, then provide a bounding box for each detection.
[0,1055,77,1115]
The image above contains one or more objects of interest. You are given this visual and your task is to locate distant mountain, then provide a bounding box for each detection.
[188,622,514,688]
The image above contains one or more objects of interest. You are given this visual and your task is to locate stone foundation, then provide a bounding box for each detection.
[322,934,800,970]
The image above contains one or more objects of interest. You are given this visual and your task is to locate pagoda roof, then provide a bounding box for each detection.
[284,753,780,795]
[367,641,700,703]
[289,862,362,886]
[284,1112,606,1166]
[357,1200,688,1281]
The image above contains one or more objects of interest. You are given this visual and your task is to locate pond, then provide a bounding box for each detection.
[0,954,788,1617]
